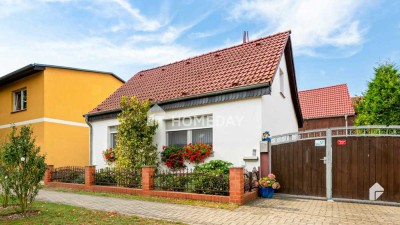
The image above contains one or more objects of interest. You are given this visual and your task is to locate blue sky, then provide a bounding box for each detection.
[0,0,399,96]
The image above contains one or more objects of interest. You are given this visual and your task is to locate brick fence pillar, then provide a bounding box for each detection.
[142,166,156,195]
[229,166,245,205]
[85,165,96,187]
[44,165,54,185]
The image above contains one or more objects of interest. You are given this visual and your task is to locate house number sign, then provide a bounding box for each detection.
[315,140,325,147]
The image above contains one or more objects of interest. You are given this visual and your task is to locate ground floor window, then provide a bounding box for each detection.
[166,115,213,147]
[109,126,117,148]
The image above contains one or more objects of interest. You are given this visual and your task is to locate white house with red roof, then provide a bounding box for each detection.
[298,84,356,131]
[86,31,303,169]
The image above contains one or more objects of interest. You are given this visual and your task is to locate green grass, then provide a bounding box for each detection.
[0,201,185,225]
[46,187,238,210]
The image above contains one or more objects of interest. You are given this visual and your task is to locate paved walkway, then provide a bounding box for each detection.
[37,190,400,224]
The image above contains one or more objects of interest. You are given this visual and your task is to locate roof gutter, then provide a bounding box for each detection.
[85,82,272,117]
[85,115,93,165]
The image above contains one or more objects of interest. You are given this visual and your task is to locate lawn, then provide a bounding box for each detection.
[46,187,238,210]
[0,201,184,225]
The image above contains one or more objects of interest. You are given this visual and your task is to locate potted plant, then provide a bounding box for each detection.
[103,147,116,165]
[258,173,280,198]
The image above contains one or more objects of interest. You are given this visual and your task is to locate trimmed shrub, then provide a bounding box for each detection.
[194,160,233,174]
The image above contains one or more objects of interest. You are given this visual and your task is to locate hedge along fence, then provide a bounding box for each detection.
[153,168,230,196]
[94,167,142,188]
[44,165,258,205]
[51,166,85,184]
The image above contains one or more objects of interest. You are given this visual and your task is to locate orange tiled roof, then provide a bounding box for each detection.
[89,31,291,115]
[299,84,355,119]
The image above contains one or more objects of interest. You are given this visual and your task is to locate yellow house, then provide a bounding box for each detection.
[0,64,124,167]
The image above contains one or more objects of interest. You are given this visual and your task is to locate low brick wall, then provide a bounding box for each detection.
[244,189,259,203]
[44,165,257,205]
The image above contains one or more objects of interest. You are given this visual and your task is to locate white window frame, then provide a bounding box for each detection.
[108,126,118,148]
[279,68,285,98]
[165,115,213,146]
[13,88,27,112]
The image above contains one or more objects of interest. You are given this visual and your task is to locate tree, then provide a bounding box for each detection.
[0,126,46,214]
[0,145,12,208]
[115,96,158,170]
[355,62,400,126]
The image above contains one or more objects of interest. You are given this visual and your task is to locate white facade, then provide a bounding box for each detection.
[90,53,299,170]
[261,53,298,136]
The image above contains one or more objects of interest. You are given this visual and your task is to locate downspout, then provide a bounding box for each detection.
[85,115,93,165]
[345,114,348,136]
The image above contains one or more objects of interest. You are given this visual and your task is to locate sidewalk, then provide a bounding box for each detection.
[37,190,400,225]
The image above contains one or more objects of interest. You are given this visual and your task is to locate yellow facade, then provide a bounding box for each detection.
[0,66,123,167]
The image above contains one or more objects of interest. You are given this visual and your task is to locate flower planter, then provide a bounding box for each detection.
[259,187,274,198]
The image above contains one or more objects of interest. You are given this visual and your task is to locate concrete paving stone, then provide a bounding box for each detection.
[37,190,400,225]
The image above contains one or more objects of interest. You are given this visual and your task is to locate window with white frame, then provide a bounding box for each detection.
[166,115,213,147]
[13,89,27,112]
[279,68,285,98]
[109,126,117,148]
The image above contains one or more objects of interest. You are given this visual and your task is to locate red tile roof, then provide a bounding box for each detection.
[88,31,291,115]
[298,84,355,119]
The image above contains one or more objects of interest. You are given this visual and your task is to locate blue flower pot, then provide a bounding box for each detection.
[259,187,274,198]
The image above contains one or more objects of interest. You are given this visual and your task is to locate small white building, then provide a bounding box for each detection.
[86,31,303,170]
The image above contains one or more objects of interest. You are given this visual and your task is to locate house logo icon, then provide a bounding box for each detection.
[369,182,384,201]
[149,104,166,122]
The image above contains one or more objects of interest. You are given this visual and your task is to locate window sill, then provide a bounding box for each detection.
[11,109,27,114]
[243,156,259,161]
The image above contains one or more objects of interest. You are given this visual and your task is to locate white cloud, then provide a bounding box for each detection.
[129,26,191,44]
[0,0,33,17]
[0,0,220,79]
[109,0,162,31]
[0,34,202,79]
[189,30,222,39]
[231,0,366,56]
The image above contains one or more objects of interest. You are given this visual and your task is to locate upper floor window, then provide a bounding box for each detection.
[279,68,285,98]
[13,89,27,112]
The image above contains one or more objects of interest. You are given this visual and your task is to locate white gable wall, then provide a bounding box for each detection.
[262,53,299,136]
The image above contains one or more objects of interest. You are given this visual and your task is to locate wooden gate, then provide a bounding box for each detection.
[270,126,400,202]
[333,136,400,201]
[271,139,326,197]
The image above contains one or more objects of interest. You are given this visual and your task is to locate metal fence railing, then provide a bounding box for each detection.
[94,167,141,188]
[271,126,400,145]
[51,166,85,184]
[244,168,259,193]
[153,169,230,196]
[331,125,400,137]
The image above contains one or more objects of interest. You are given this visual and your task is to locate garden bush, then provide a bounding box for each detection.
[193,160,233,174]
[95,168,117,186]
[51,167,85,184]
[0,126,46,214]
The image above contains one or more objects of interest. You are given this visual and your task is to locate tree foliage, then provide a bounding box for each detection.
[355,62,400,126]
[115,96,158,170]
[0,126,46,214]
